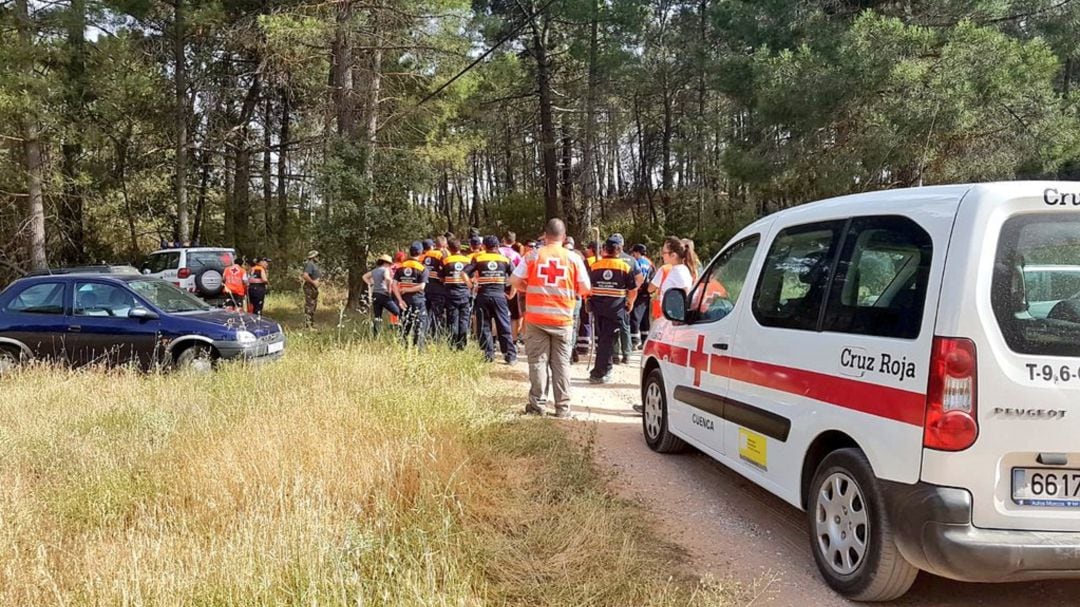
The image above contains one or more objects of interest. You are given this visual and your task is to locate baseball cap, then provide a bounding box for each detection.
[631,243,647,254]
[306,250,319,259]
[609,233,625,247]
[483,235,500,248]
[409,241,423,256]
[469,235,482,247]
[422,239,435,250]
[604,236,621,249]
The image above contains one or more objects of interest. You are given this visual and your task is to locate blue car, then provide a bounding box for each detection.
[0,274,285,372]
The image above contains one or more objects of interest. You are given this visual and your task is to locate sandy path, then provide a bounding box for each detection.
[503,351,1080,606]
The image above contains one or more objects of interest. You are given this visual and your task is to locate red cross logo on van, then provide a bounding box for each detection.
[539,258,567,285]
[689,334,710,387]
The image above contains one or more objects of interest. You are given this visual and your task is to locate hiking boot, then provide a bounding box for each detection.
[571,352,580,364]
[588,374,612,385]
[621,355,630,364]
[505,356,518,365]
[553,409,573,419]
[524,405,546,416]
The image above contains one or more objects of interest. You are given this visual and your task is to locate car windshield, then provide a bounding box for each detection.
[992,214,1080,357]
[129,280,211,313]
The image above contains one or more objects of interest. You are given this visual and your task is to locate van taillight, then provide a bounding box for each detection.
[177,267,191,279]
[924,337,978,451]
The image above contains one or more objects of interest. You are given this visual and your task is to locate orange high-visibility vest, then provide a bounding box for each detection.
[523,245,587,327]
[650,264,673,320]
[249,264,268,284]
[223,264,247,296]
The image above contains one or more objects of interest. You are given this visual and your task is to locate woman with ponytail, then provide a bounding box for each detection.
[647,237,696,318]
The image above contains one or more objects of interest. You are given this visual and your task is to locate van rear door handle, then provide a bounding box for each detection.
[712,342,729,351]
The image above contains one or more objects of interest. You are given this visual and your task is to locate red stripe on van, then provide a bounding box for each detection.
[643,338,925,427]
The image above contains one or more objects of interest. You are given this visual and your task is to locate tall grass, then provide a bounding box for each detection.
[0,292,735,606]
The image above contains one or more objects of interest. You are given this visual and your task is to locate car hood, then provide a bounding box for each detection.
[185,309,282,337]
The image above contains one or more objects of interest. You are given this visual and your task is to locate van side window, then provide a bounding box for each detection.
[689,235,760,323]
[822,216,932,339]
[753,222,843,331]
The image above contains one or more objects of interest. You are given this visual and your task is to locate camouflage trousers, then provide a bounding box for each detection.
[303,283,319,326]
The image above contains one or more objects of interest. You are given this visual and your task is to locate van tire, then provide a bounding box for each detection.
[807,448,917,602]
[641,368,687,454]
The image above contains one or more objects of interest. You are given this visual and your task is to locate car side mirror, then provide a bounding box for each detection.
[662,289,687,323]
[128,307,159,321]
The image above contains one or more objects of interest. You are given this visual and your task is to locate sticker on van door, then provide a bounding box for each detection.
[738,428,768,471]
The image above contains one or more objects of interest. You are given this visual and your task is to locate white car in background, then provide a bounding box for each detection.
[140,247,237,306]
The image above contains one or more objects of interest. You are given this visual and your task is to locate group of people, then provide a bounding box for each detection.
[221,255,272,315]
[363,232,525,364]
[365,220,702,418]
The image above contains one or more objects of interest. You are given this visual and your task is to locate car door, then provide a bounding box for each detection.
[0,281,71,361]
[662,235,764,458]
[69,281,162,367]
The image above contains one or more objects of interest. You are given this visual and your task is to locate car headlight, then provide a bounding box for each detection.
[235,330,257,344]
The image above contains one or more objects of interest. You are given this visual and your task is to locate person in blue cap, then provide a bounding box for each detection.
[608,233,642,363]
[393,241,430,347]
[588,236,638,383]
[469,235,518,363]
[440,238,474,349]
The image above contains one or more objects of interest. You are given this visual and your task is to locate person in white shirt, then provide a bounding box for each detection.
[648,236,700,304]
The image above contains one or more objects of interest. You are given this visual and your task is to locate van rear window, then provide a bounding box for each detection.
[992,215,1080,357]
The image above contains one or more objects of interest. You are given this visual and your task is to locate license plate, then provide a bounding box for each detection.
[267,341,284,354]
[1012,468,1080,507]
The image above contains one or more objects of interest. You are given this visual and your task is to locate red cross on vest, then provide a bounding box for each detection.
[538,258,567,285]
[689,334,710,387]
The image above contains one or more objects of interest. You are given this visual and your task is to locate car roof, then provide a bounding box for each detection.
[147,247,235,255]
[10,274,157,287]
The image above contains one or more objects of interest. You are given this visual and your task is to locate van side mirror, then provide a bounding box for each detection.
[662,289,687,323]
[128,307,159,321]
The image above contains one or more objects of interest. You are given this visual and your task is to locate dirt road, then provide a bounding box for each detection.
[507,351,1080,606]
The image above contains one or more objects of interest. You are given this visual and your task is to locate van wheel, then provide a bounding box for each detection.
[174,344,215,373]
[807,448,917,602]
[642,368,686,453]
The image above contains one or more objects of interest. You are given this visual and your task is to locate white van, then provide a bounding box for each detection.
[641,182,1080,601]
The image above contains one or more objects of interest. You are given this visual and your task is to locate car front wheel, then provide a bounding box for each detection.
[807,448,917,602]
[0,346,21,375]
[641,367,687,453]
[174,344,215,373]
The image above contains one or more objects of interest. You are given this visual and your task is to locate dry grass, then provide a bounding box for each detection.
[0,291,737,606]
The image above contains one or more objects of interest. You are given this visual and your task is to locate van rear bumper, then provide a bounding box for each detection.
[883,480,1080,582]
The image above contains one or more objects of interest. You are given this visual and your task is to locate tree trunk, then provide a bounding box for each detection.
[533,18,560,220]
[263,96,273,241]
[60,0,87,264]
[277,88,290,254]
[233,74,262,254]
[15,0,47,271]
[174,0,190,243]
[332,0,355,138]
[560,126,575,233]
[193,147,209,244]
[580,0,598,231]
